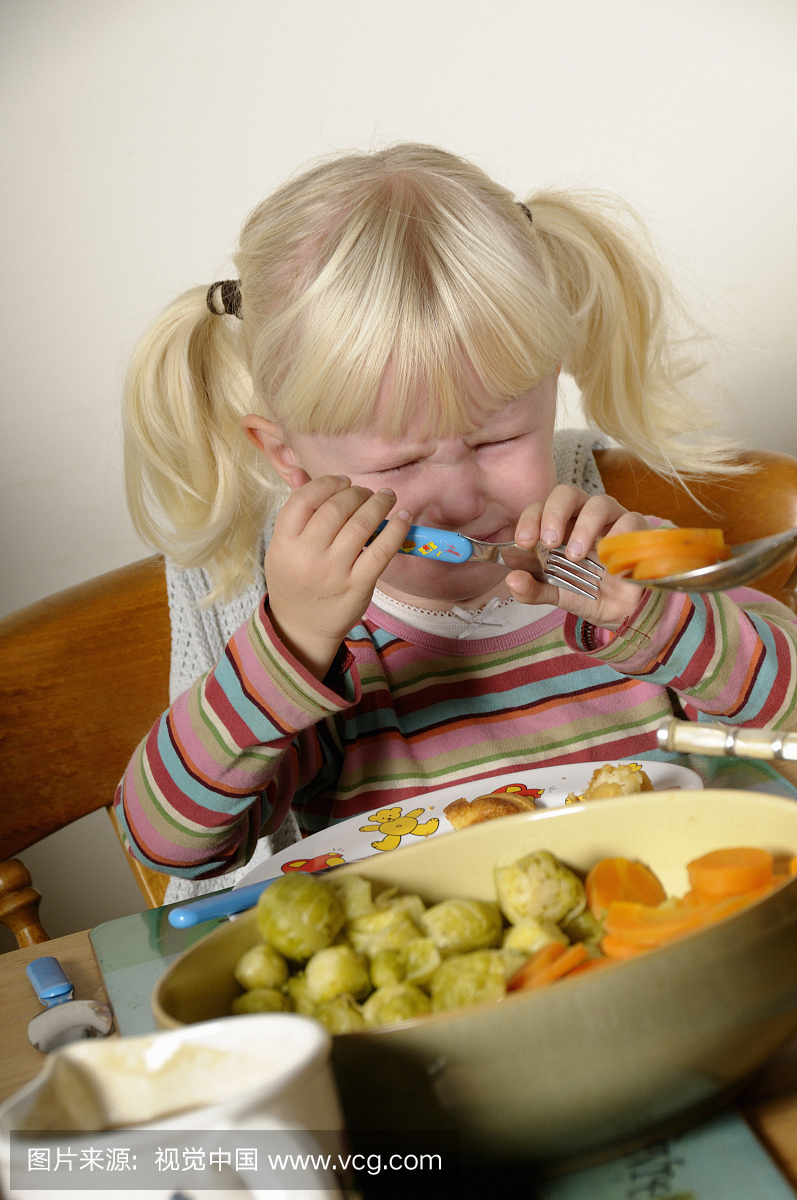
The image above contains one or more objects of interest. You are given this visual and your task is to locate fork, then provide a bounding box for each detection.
[377,523,604,600]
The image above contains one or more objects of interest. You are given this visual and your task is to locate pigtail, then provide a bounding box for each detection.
[123,287,285,601]
[526,191,744,478]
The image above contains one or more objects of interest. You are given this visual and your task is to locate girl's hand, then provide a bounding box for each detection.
[506,486,652,629]
[265,470,411,680]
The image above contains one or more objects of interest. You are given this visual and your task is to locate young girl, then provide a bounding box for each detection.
[116,143,797,897]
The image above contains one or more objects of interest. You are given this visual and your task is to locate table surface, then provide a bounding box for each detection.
[3,930,797,1192]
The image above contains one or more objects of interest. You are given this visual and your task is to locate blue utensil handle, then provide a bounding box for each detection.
[26,956,75,1007]
[168,878,276,927]
[371,522,473,564]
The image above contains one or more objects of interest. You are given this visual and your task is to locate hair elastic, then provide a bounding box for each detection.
[517,202,533,225]
[206,280,243,319]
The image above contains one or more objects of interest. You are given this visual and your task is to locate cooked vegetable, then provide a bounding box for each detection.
[305,944,372,1004]
[347,907,423,958]
[233,943,289,991]
[402,937,443,987]
[560,910,604,945]
[495,851,586,926]
[566,956,614,976]
[602,893,756,950]
[229,839,787,1028]
[507,942,589,991]
[420,898,503,956]
[430,950,507,1013]
[597,528,729,580]
[361,983,431,1025]
[374,888,427,925]
[502,919,569,956]
[329,874,375,920]
[687,847,774,897]
[314,994,367,1033]
[586,857,667,919]
[369,949,405,988]
[285,971,315,1015]
[231,987,293,1015]
[256,874,344,962]
[600,934,647,960]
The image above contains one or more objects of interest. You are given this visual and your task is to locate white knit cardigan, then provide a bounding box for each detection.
[162,428,608,902]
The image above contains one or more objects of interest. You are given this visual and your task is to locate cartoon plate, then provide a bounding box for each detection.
[232,759,703,892]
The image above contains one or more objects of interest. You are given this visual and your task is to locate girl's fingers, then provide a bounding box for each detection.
[564,498,646,559]
[352,508,414,579]
[276,474,353,539]
[505,569,560,607]
[288,467,313,491]
[516,485,588,550]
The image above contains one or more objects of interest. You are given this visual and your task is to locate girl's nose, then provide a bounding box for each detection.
[423,463,486,528]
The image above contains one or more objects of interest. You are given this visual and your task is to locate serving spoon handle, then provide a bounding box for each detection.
[657,717,797,761]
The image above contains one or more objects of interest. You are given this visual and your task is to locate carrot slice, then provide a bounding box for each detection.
[631,555,717,579]
[508,943,589,991]
[506,941,567,991]
[586,857,667,920]
[598,528,729,579]
[602,543,728,574]
[598,528,727,555]
[603,900,709,946]
[566,956,615,975]
[687,847,774,897]
[601,933,649,959]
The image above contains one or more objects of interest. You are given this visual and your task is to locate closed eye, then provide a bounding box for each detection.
[372,461,417,476]
[475,436,521,451]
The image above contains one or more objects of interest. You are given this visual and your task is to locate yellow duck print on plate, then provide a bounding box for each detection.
[359,807,440,851]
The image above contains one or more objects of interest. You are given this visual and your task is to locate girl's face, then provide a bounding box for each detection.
[257,373,558,607]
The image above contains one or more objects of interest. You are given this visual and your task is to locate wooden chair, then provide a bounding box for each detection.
[0,558,172,945]
[2,448,797,948]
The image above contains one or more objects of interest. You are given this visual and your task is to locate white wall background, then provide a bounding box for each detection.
[1,0,796,949]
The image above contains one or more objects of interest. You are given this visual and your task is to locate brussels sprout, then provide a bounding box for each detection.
[420,898,503,957]
[347,908,423,958]
[361,983,431,1026]
[233,943,289,991]
[231,987,292,1015]
[502,919,568,957]
[401,937,442,987]
[313,994,367,1034]
[430,950,507,1013]
[329,874,374,921]
[370,949,406,988]
[495,851,586,926]
[305,944,372,1004]
[374,888,427,925]
[285,971,316,1016]
[561,909,604,945]
[256,874,344,962]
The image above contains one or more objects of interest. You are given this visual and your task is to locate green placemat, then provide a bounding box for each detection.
[89,895,229,1036]
[536,1106,794,1199]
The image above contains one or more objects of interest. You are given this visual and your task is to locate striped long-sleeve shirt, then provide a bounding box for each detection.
[114,585,797,879]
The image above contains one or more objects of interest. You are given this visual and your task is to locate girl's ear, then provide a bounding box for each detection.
[242,415,298,484]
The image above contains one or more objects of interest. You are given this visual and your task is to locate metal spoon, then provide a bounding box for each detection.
[626,527,797,593]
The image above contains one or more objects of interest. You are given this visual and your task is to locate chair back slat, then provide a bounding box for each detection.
[595,448,797,612]
[0,557,170,859]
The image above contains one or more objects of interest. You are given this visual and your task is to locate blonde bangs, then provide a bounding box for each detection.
[249,162,573,440]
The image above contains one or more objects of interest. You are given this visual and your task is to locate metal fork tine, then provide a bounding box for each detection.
[545,549,605,580]
[543,568,600,600]
[543,546,604,600]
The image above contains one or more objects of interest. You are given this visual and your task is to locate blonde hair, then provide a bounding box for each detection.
[124,142,740,600]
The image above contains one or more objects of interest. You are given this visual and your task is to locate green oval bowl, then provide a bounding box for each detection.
[152,790,797,1165]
